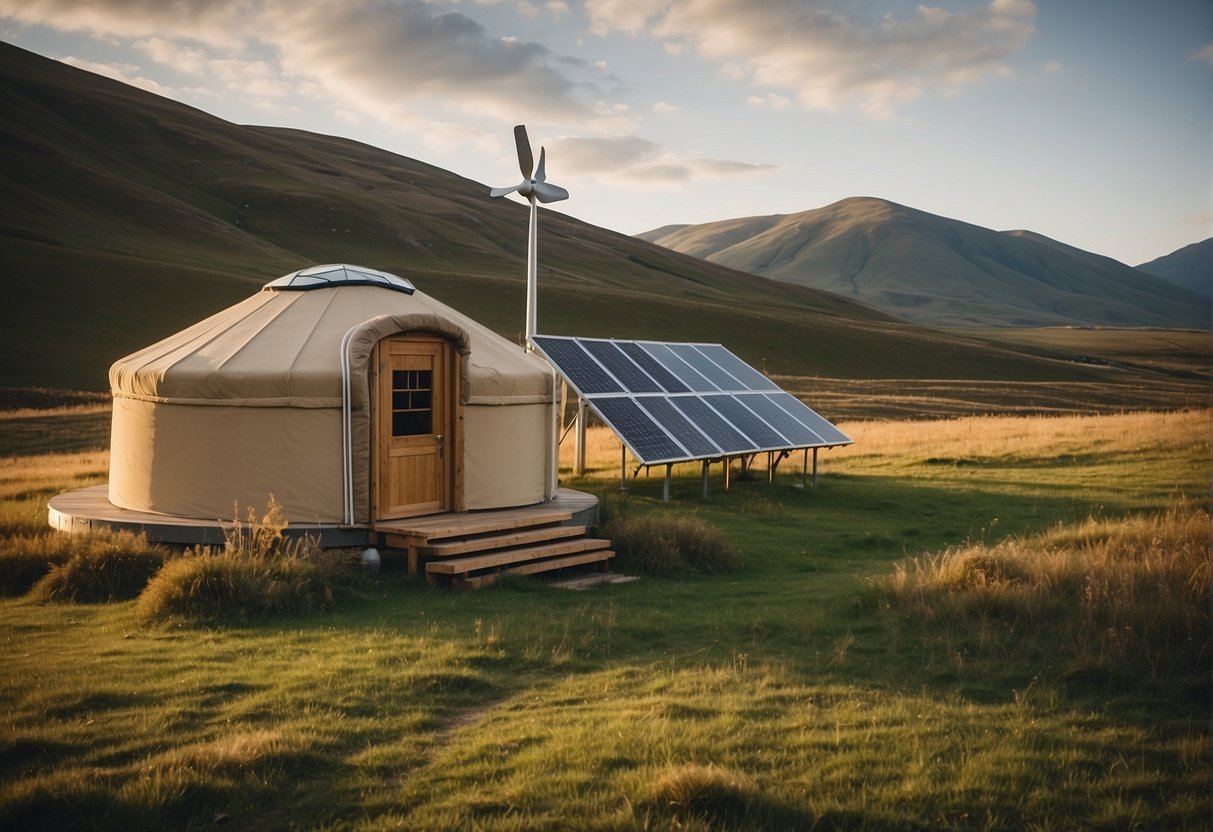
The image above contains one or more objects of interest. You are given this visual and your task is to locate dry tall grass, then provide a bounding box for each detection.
[880,498,1210,687]
[839,408,1208,462]
[136,497,358,624]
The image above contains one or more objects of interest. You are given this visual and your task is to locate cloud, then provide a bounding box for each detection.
[1043,59,1063,73]
[1193,42,1213,67]
[551,134,776,185]
[0,0,251,47]
[59,55,180,97]
[0,0,602,123]
[583,0,1036,118]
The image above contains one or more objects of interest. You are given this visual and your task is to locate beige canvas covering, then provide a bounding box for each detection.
[108,266,555,524]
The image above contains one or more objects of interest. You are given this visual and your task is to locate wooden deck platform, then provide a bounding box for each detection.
[49,484,602,559]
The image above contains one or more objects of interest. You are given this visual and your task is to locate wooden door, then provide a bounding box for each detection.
[374,337,453,520]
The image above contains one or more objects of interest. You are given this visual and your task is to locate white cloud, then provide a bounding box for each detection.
[1193,42,1213,67]
[59,55,177,97]
[584,0,1036,118]
[0,0,251,47]
[1043,59,1063,73]
[552,134,776,185]
[583,0,654,36]
[0,0,604,123]
[747,92,791,110]
[651,100,681,114]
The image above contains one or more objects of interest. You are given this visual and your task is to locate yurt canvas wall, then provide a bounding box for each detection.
[107,265,555,525]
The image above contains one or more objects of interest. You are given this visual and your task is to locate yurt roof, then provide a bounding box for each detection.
[109,265,552,407]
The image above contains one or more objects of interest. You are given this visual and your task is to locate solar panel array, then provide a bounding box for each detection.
[530,335,852,466]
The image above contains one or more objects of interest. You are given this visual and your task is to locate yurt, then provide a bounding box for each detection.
[106,264,557,528]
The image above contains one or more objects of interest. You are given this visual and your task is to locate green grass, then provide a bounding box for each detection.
[0,409,1208,830]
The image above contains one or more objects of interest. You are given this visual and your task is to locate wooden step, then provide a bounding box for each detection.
[421,525,587,558]
[426,538,613,576]
[454,550,616,590]
[378,507,573,548]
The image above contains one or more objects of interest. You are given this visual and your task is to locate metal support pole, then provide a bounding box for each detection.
[767,451,774,483]
[663,463,672,502]
[812,447,819,487]
[574,397,586,476]
[701,460,710,500]
[724,456,731,491]
[802,448,808,488]
[620,444,628,491]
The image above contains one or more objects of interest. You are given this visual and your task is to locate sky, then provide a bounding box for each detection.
[1,0,1210,267]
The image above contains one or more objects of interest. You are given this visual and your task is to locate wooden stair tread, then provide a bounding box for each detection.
[422,525,587,557]
[455,550,615,590]
[426,538,613,575]
[377,506,574,545]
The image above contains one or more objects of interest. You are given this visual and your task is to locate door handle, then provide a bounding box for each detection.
[436,434,444,458]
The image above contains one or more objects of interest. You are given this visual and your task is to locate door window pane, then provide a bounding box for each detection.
[390,369,433,436]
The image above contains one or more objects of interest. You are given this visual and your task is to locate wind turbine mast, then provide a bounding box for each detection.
[489,125,569,346]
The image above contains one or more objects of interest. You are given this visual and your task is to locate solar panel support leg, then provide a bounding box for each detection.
[701,460,710,500]
[802,448,809,488]
[574,397,587,476]
[767,451,774,483]
[663,464,672,502]
[620,444,628,492]
[812,447,819,487]
[724,457,731,491]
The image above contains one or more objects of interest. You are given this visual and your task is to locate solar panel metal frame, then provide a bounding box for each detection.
[530,334,853,466]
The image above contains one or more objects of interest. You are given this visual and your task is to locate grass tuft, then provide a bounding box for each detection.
[0,533,74,596]
[23,530,171,602]
[136,496,360,624]
[605,513,740,577]
[880,498,1211,690]
[638,764,809,830]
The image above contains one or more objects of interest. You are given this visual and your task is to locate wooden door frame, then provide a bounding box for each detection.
[370,334,464,524]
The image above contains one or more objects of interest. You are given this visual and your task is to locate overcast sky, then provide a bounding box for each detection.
[2,0,1209,266]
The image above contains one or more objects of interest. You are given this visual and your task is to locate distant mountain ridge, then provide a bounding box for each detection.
[1136,239,1212,299]
[638,198,1208,329]
[2,40,1112,392]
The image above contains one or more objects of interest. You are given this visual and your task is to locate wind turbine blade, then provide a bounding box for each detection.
[514,124,534,178]
[535,147,547,183]
[532,181,569,203]
[489,184,521,198]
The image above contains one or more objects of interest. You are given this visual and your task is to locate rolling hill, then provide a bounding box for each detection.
[639,198,1209,329]
[1136,239,1212,299]
[0,41,1191,399]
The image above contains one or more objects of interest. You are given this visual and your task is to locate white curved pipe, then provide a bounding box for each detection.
[340,323,360,525]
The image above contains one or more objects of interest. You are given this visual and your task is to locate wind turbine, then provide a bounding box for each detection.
[490,124,569,344]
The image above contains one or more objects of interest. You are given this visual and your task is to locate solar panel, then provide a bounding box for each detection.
[580,339,663,393]
[530,337,622,395]
[668,344,740,391]
[636,397,721,457]
[638,342,717,392]
[766,392,852,446]
[704,394,789,449]
[735,393,824,446]
[696,345,780,392]
[616,341,690,393]
[589,397,687,463]
[669,396,754,454]
[530,335,852,466]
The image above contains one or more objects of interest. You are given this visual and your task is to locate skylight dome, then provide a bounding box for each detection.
[262,264,415,294]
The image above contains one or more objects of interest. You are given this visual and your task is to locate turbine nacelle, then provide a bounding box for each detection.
[489,125,569,204]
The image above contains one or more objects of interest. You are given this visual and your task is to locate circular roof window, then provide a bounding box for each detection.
[263,264,415,294]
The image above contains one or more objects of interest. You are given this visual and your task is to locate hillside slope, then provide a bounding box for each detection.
[1136,239,1212,299]
[639,198,1208,328]
[0,42,1149,393]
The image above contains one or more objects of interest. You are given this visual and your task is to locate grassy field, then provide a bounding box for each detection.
[0,406,1208,830]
